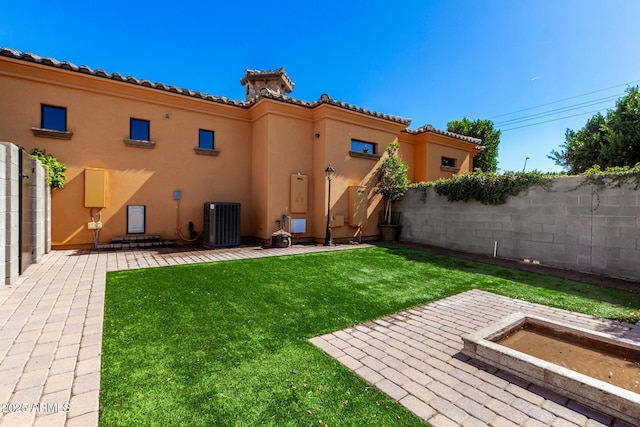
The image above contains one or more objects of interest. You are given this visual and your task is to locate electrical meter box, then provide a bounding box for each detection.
[349,186,368,227]
[84,168,107,208]
[290,174,308,213]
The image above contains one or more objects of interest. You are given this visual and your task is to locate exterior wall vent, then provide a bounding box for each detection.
[203,202,241,248]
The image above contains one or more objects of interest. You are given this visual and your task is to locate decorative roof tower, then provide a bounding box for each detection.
[240,68,294,102]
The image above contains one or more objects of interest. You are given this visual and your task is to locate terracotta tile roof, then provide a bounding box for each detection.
[405,124,485,148]
[0,47,245,107]
[1,47,415,125]
[251,91,412,125]
[1,47,432,128]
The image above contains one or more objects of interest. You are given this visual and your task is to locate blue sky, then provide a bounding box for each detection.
[3,0,639,173]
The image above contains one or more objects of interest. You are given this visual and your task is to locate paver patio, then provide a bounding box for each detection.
[0,244,638,426]
[311,289,640,427]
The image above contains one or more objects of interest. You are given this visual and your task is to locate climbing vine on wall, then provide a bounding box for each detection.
[30,149,67,189]
[411,171,553,205]
[579,163,640,190]
[410,166,640,206]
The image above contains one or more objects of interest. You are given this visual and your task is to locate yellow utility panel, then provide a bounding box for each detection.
[349,186,368,227]
[84,168,107,208]
[290,174,308,213]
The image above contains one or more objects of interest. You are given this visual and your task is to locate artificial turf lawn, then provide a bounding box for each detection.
[99,245,640,426]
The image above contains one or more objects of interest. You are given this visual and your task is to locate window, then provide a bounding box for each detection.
[33,104,72,139]
[130,118,150,141]
[351,139,376,155]
[198,129,214,150]
[41,105,67,131]
[441,157,457,168]
[349,139,381,160]
[194,129,220,156]
[125,118,154,148]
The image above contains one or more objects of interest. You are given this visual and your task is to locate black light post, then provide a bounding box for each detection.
[324,164,335,246]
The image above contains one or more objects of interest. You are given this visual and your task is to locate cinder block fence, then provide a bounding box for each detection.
[398,177,640,282]
[1,142,51,285]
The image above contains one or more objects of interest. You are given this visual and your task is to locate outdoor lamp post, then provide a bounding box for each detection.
[324,164,335,246]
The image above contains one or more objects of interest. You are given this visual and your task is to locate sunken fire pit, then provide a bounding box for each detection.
[461,312,640,425]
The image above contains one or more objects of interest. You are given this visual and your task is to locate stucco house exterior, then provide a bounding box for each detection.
[0,47,482,249]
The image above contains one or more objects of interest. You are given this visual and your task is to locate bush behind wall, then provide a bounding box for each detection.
[411,171,553,205]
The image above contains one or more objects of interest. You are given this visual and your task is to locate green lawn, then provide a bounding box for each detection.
[99,245,640,426]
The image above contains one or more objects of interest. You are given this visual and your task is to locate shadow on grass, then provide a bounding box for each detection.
[380,243,640,315]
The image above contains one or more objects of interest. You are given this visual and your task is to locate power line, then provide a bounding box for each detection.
[494,94,621,127]
[489,80,640,120]
[501,107,609,132]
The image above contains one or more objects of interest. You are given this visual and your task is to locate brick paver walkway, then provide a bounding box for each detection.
[311,289,640,427]
[0,244,364,426]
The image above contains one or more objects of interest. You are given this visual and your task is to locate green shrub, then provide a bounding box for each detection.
[31,149,67,189]
[411,171,553,205]
[376,141,409,224]
[411,164,640,205]
[580,163,640,189]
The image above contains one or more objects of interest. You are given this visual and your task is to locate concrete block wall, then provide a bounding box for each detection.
[397,176,640,282]
[32,158,47,263]
[1,142,51,285]
[45,173,51,253]
[0,146,5,285]
[3,142,20,284]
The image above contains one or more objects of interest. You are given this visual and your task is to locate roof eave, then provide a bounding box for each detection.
[0,47,249,108]
[1,47,412,125]
[404,124,483,145]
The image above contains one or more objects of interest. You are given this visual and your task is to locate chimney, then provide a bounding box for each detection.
[240,68,294,102]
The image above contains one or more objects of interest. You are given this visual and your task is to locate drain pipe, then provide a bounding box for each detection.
[493,241,498,257]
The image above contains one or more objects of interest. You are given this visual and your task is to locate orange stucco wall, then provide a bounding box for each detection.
[249,101,316,239]
[314,107,406,240]
[0,55,480,248]
[400,132,478,182]
[423,134,475,181]
[1,58,253,247]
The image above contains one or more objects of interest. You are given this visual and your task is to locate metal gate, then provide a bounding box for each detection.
[19,149,33,274]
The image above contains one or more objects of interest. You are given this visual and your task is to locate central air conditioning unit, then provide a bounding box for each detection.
[203,202,241,248]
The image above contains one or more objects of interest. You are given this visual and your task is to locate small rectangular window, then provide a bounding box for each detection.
[41,105,67,131]
[130,118,150,141]
[199,129,215,150]
[351,139,375,154]
[441,157,457,168]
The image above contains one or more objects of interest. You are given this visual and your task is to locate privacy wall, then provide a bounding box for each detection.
[1,142,51,285]
[397,177,640,282]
